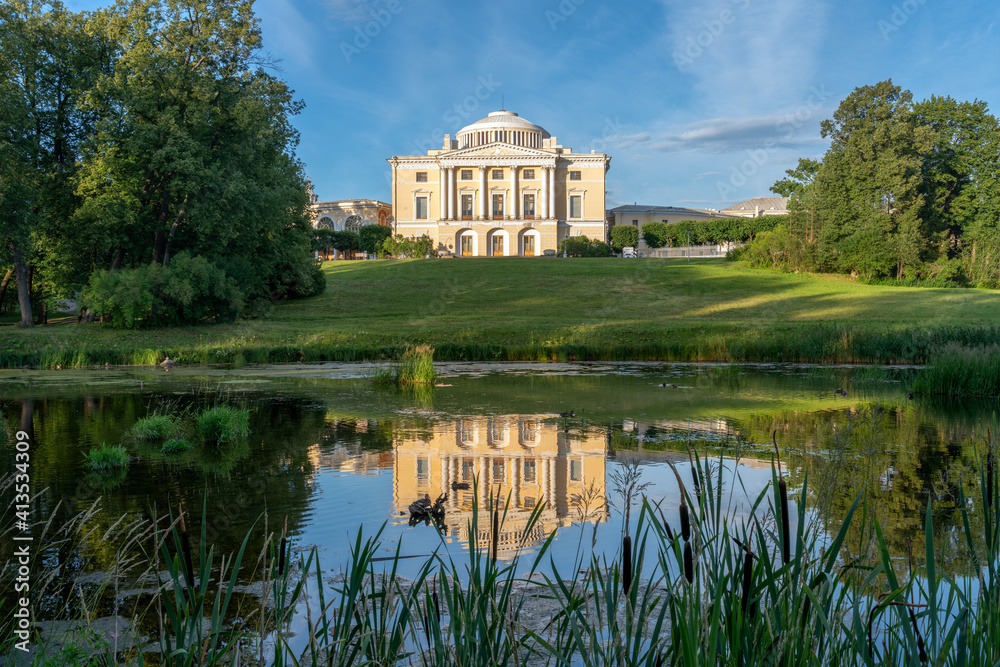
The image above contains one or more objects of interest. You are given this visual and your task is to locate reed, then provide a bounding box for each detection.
[913,342,1000,396]
[160,438,192,454]
[371,345,437,386]
[129,412,180,440]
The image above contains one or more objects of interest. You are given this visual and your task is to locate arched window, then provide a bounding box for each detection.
[317,217,335,230]
[344,215,363,232]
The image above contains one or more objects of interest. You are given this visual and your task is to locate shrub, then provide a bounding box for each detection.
[382,234,434,258]
[83,443,130,470]
[609,224,639,251]
[559,236,613,257]
[196,406,251,445]
[359,224,392,255]
[639,220,669,249]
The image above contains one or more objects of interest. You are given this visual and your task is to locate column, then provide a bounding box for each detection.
[441,456,448,496]
[549,455,557,509]
[512,459,521,507]
[447,168,455,220]
[479,455,488,507]
[479,166,488,220]
[439,167,447,220]
[550,167,557,219]
[540,169,548,222]
[510,167,518,219]
[539,458,549,510]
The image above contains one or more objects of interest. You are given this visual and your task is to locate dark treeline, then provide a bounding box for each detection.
[0,0,322,328]
[742,79,1000,286]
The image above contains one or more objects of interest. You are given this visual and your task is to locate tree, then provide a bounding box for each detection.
[330,231,360,258]
[558,236,612,257]
[639,221,669,249]
[609,224,639,252]
[771,159,820,198]
[358,225,391,256]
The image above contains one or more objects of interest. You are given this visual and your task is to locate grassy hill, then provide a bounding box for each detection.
[2,258,999,368]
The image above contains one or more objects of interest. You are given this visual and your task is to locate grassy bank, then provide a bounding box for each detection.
[2,258,1000,368]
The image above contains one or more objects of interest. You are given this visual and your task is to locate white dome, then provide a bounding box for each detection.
[456,111,549,149]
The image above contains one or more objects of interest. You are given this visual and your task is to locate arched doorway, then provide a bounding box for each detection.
[486,229,509,257]
[519,229,541,257]
[456,229,477,257]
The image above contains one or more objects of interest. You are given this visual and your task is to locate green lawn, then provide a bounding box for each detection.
[2,258,1000,368]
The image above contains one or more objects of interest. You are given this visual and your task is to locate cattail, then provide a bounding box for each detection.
[987,449,995,510]
[685,444,701,503]
[657,506,674,541]
[680,503,691,543]
[774,431,791,564]
[656,653,663,667]
[908,607,927,665]
[622,535,633,595]
[178,506,195,589]
[491,505,499,564]
[683,541,693,583]
[432,576,440,622]
[740,546,753,618]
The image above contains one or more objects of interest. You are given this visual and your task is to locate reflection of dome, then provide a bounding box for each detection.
[457,110,550,149]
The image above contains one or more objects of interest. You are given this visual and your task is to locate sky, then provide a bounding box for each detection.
[66,0,1000,209]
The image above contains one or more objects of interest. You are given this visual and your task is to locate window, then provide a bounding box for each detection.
[462,458,475,481]
[416,172,428,182]
[569,195,582,219]
[523,458,536,482]
[523,496,536,509]
[521,420,538,441]
[460,419,475,443]
[522,169,534,180]
[461,234,474,256]
[569,171,581,180]
[523,193,535,219]
[461,194,473,219]
[491,234,504,256]
[415,196,428,220]
[523,235,536,256]
[461,169,473,180]
[492,458,505,481]
[416,457,430,480]
[492,169,504,180]
[570,458,583,481]
[632,219,639,225]
[492,194,504,219]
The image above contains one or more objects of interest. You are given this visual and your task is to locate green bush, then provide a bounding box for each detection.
[609,224,639,251]
[82,252,244,328]
[382,234,434,258]
[662,217,781,246]
[559,236,613,257]
[83,443,130,470]
[359,224,392,255]
[196,406,251,445]
[639,220,669,248]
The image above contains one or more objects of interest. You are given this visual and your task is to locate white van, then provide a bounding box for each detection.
[622,247,636,258]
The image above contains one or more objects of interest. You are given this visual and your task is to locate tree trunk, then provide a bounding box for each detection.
[162,201,187,267]
[11,243,33,328]
[0,269,12,313]
[151,189,172,265]
[110,247,125,271]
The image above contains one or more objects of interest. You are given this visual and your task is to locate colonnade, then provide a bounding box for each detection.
[439,452,559,512]
[437,165,557,221]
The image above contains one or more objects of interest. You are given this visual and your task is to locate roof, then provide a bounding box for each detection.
[457,110,550,137]
[608,204,726,216]
[721,197,789,212]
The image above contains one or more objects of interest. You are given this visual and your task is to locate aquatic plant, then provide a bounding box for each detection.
[913,342,1000,396]
[371,345,437,386]
[195,405,250,445]
[129,413,180,440]
[83,443,130,470]
[160,439,192,454]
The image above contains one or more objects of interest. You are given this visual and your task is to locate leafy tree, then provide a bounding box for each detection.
[639,221,669,249]
[329,231,360,257]
[382,234,433,259]
[770,159,820,198]
[609,224,638,252]
[358,225,391,256]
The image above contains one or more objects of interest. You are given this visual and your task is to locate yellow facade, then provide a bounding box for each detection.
[388,111,611,257]
[393,417,608,559]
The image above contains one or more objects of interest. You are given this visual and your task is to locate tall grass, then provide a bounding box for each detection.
[371,345,437,386]
[195,405,250,445]
[129,412,181,440]
[913,342,1000,396]
[83,442,131,470]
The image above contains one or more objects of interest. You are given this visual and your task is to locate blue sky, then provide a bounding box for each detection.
[67,0,1000,209]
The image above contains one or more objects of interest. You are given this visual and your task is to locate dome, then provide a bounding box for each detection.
[456,110,549,149]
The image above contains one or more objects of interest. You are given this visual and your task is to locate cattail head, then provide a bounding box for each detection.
[774,431,791,564]
[622,534,633,595]
[666,460,691,542]
[683,541,693,584]
[740,547,753,617]
[491,506,500,564]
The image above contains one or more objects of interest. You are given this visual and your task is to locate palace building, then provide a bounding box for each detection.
[387,110,611,257]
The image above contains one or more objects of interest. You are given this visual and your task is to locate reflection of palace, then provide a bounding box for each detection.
[393,417,608,558]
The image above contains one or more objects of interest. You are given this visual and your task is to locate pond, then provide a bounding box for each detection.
[1,361,996,660]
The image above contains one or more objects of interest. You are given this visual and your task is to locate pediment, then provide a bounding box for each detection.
[441,143,554,160]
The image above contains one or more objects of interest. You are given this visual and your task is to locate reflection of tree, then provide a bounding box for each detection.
[741,404,985,576]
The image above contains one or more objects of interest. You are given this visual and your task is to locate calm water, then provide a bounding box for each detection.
[1,361,996,606]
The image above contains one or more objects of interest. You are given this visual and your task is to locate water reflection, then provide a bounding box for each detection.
[392,417,608,558]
